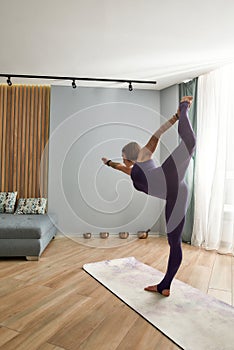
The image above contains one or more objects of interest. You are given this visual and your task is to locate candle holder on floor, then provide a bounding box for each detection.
[100,232,109,239]
[137,229,150,239]
[83,232,92,239]
[119,232,129,239]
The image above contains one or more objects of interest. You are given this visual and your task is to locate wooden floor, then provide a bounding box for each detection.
[0,234,233,350]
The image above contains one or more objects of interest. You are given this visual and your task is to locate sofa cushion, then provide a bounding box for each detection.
[0,214,55,239]
[0,192,17,213]
[15,198,47,214]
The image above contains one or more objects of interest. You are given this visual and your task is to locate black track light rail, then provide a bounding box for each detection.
[0,73,157,86]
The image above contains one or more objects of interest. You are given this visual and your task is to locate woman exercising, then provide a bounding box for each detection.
[102,96,196,296]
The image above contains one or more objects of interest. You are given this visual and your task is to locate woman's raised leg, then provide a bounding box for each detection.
[161,99,196,183]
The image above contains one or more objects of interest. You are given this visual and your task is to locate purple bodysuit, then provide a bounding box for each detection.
[131,159,167,199]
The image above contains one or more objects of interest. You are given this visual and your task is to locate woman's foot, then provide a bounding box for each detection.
[180,95,193,107]
[144,285,170,297]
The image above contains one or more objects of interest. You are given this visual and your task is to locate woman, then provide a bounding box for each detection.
[102,96,196,296]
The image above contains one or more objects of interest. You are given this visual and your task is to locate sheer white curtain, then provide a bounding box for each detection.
[192,63,234,255]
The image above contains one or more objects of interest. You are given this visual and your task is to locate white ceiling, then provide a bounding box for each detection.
[1,0,234,90]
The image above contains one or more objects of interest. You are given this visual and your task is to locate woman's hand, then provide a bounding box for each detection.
[102,157,109,164]
[101,157,131,175]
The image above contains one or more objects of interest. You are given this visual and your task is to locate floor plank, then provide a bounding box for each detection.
[209,254,232,291]
[208,288,232,305]
[116,317,180,350]
[0,327,19,347]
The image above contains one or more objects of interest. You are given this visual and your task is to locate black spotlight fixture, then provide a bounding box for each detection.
[129,82,133,91]
[72,79,77,89]
[7,76,12,86]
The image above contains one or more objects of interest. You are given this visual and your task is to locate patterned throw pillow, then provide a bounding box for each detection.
[15,198,47,214]
[0,192,17,213]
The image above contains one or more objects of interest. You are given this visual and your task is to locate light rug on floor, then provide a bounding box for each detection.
[83,256,234,350]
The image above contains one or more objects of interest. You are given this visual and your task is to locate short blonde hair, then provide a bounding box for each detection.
[122,142,141,161]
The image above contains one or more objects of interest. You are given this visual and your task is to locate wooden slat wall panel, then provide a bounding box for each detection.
[13,87,19,191]
[0,85,50,199]
[1,88,7,190]
[36,87,42,197]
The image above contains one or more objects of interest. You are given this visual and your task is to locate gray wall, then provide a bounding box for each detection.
[48,86,165,235]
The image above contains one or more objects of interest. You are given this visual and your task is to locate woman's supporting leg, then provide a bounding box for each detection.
[156,227,184,294]
[145,182,188,296]
[156,183,188,294]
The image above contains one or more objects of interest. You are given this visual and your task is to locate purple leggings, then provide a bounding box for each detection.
[157,101,196,293]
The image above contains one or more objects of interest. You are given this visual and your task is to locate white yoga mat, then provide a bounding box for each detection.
[83,257,234,350]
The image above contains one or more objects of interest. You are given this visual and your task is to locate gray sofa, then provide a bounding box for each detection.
[0,214,57,260]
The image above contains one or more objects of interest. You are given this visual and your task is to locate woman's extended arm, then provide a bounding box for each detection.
[137,113,179,161]
[101,158,132,175]
[146,114,179,152]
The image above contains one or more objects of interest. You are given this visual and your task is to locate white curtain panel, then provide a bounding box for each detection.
[192,63,234,255]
